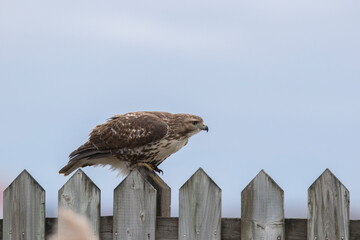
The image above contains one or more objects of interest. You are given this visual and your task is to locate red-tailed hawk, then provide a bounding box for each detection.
[59,111,208,176]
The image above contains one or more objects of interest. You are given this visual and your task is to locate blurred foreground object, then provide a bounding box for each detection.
[49,209,99,240]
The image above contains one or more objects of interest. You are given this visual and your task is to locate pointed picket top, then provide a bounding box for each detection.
[241,169,284,240]
[308,168,349,192]
[243,169,283,193]
[58,169,100,238]
[113,168,157,240]
[179,167,221,190]
[138,166,171,217]
[179,168,222,240]
[3,169,45,240]
[308,168,349,240]
[4,169,45,192]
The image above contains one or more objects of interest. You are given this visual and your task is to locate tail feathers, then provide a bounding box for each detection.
[69,142,96,158]
[59,160,84,176]
[59,149,111,176]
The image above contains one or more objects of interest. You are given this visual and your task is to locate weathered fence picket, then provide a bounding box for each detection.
[113,169,157,240]
[3,170,45,240]
[308,169,350,240]
[241,170,284,240]
[138,166,171,217]
[1,167,360,240]
[58,169,100,238]
[179,168,222,240]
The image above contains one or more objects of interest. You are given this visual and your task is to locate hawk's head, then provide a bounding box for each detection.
[173,114,208,137]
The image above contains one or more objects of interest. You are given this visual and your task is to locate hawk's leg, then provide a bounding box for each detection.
[133,163,163,175]
[135,163,154,172]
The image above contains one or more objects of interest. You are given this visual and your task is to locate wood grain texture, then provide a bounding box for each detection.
[138,166,171,217]
[241,170,284,240]
[100,216,113,240]
[179,168,221,240]
[285,219,307,240]
[58,169,101,238]
[308,169,350,240]
[113,169,157,240]
[221,218,241,240]
[3,170,45,240]
[350,220,360,240]
[45,218,56,240]
[156,217,178,240]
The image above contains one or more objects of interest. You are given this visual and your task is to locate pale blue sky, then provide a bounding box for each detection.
[1,0,359,218]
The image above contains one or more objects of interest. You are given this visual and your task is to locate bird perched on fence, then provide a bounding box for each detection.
[59,111,208,176]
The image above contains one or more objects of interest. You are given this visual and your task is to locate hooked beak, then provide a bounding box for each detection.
[202,124,209,132]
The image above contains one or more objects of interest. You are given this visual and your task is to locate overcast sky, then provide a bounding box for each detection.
[1,0,359,219]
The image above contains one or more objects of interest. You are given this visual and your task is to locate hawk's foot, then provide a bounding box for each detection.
[134,163,163,175]
[153,166,163,175]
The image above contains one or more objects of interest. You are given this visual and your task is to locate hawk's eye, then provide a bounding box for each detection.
[192,121,199,125]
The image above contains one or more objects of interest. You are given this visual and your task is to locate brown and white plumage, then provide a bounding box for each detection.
[59,111,208,176]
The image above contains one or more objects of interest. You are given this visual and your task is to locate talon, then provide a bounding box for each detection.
[153,166,163,175]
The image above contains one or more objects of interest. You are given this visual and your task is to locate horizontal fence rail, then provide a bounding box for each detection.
[2,217,360,240]
[1,167,359,240]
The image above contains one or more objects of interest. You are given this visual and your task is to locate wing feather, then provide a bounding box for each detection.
[89,112,168,150]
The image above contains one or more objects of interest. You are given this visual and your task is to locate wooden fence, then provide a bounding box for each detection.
[1,167,360,240]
